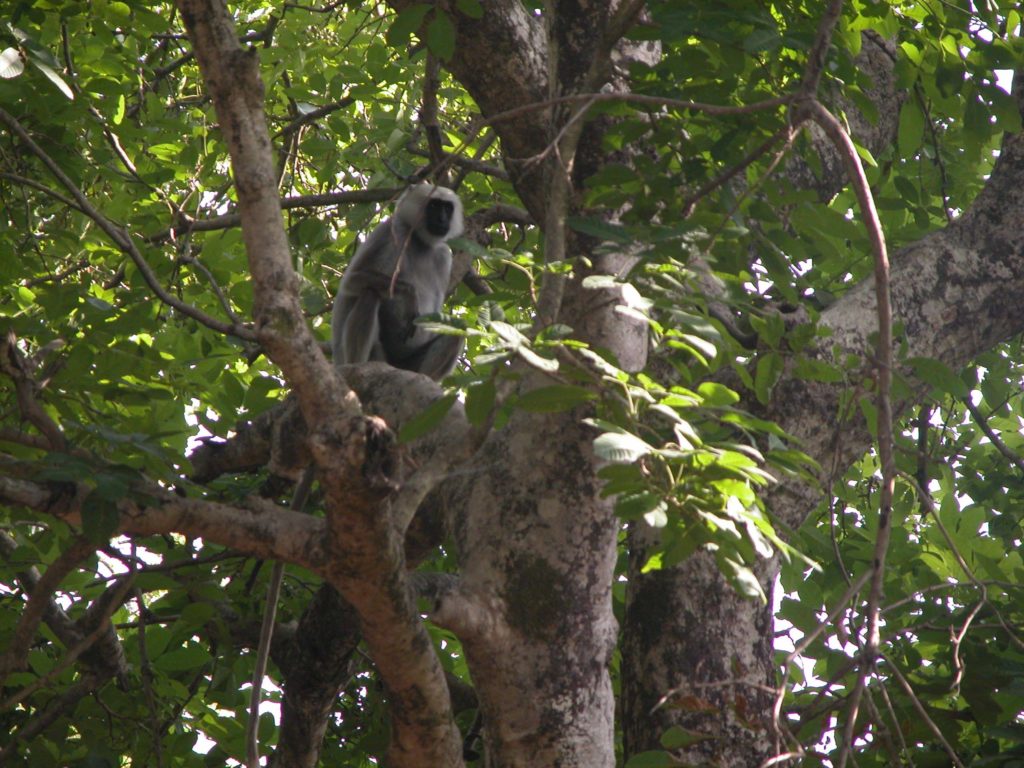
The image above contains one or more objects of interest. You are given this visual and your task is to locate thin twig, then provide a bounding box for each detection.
[879,653,966,768]
[0,172,84,212]
[0,674,100,760]
[949,599,984,693]
[874,677,913,765]
[145,187,403,241]
[178,251,244,324]
[406,144,509,180]
[0,108,256,341]
[800,0,846,95]
[802,98,893,768]
[681,124,793,216]
[489,90,794,131]
[135,579,165,768]
[861,687,901,765]
[702,124,799,253]
[0,537,95,684]
[901,470,1024,652]
[965,400,1024,474]
[421,53,450,187]
[0,332,66,451]
[772,570,871,745]
[275,96,355,139]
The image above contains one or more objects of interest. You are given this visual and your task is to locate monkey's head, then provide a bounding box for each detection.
[396,183,464,246]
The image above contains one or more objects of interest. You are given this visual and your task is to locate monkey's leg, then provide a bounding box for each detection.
[400,334,464,380]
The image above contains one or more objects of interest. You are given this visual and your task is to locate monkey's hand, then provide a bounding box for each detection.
[378,294,420,356]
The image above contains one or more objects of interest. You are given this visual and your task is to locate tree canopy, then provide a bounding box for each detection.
[1,1,1024,767]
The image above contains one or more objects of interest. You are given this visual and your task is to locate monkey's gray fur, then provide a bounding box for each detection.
[331,183,464,380]
[247,185,466,768]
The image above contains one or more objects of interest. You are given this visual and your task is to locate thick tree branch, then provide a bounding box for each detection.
[0,473,326,568]
[406,143,509,180]
[145,187,403,242]
[774,132,1024,491]
[800,0,845,95]
[800,97,894,768]
[275,95,356,139]
[176,3,464,765]
[175,0,347,423]
[271,585,361,768]
[393,0,548,194]
[0,532,131,697]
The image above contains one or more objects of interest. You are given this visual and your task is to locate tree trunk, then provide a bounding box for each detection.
[623,533,777,764]
[439,404,620,766]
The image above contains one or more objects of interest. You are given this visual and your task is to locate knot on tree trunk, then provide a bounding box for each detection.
[309,414,401,497]
[359,415,401,493]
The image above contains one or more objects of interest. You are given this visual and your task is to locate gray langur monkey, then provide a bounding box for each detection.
[331,182,465,380]
[246,184,465,768]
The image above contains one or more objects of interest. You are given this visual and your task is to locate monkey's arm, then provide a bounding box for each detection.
[332,291,382,365]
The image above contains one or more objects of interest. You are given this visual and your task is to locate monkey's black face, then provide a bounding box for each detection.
[424,199,454,238]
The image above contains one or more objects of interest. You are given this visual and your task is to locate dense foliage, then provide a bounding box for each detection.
[1,1,1022,766]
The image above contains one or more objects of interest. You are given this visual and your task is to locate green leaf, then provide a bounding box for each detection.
[577,347,626,379]
[80,492,120,544]
[26,52,73,99]
[676,333,717,363]
[85,295,113,312]
[465,378,496,425]
[625,750,681,768]
[743,27,780,53]
[516,345,559,372]
[177,602,216,629]
[14,284,36,309]
[399,393,458,443]
[153,644,213,673]
[142,625,172,659]
[426,10,456,60]
[109,2,131,19]
[747,312,785,353]
[696,382,739,407]
[660,725,713,749]
[644,504,669,528]
[516,385,596,413]
[854,143,877,168]
[491,320,529,348]
[719,556,767,603]
[149,143,184,161]
[581,274,620,290]
[898,100,925,156]
[754,351,783,404]
[112,93,126,125]
[455,0,484,18]
[386,4,431,46]
[908,356,969,398]
[568,217,634,243]
[615,492,667,521]
[792,356,843,383]
[640,551,664,573]
[593,432,653,463]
